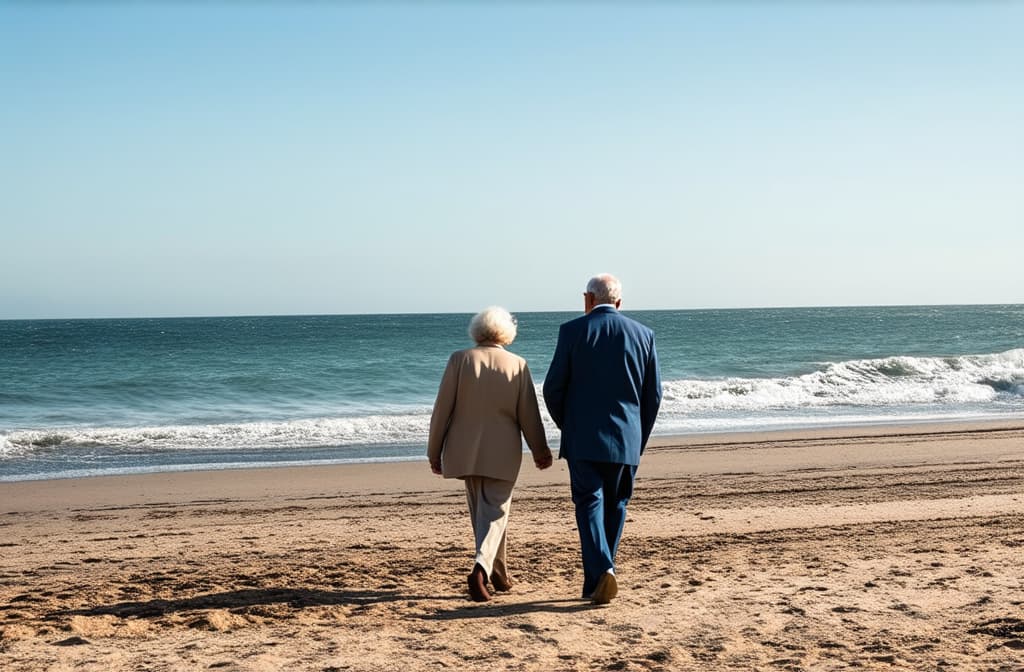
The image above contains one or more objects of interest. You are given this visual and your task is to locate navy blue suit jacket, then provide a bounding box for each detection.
[543,306,662,466]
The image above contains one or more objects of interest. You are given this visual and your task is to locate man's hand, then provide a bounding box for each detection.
[534,451,553,470]
[429,459,443,475]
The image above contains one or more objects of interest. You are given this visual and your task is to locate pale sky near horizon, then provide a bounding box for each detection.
[2,3,1022,319]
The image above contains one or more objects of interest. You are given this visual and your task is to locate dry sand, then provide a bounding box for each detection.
[1,421,1023,671]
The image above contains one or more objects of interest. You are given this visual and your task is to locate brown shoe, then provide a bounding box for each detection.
[467,564,491,602]
[490,572,513,592]
[591,571,618,605]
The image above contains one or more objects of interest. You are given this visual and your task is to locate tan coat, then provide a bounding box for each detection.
[427,345,549,482]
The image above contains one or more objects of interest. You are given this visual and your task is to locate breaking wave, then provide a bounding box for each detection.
[662,349,1024,414]
[0,413,434,457]
[2,349,1022,460]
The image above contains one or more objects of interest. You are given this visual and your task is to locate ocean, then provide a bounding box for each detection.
[2,305,1022,481]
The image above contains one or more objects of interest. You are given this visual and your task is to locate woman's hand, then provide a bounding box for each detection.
[534,450,553,470]
[429,459,443,475]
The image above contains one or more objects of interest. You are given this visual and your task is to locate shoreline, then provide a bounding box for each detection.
[3,415,1023,487]
[2,420,1023,670]
[2,417,1023,519]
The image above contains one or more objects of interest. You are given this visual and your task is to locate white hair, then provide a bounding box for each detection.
[586,273,622,305]
[468,306,517,345]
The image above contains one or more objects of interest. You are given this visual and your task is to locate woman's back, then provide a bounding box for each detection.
[428,345,545,481]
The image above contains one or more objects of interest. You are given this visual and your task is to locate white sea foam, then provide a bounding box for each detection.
[0,435,18,457]
[2,413,436,455]
[2,350,1021,459]
[661,349,1024,414]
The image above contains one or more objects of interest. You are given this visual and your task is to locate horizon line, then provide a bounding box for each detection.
[2,301,1022,322]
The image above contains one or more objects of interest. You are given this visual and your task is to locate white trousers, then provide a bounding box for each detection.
[463,476,515,582]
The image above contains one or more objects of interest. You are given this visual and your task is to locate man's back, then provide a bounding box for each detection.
[543,305,661,465]
[543,273,663,603]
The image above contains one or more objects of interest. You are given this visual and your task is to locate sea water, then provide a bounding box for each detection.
[2,305,1022,481]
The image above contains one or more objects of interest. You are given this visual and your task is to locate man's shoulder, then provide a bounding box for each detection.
[558,313,590,333]
[619,312,655,335]
[609,313,656,347]
[592,309,653,332]
[561,309,653,334]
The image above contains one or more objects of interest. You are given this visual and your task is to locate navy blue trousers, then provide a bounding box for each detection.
[567,460,638,597]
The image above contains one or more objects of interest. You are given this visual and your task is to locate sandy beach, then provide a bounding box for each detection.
[2,421,1023,671]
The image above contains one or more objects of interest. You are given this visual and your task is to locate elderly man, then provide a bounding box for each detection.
[543,273,662,604]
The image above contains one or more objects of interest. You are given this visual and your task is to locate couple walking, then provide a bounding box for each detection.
[427,273,662,604]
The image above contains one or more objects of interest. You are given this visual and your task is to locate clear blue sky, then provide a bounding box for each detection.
[2,2,1021,319]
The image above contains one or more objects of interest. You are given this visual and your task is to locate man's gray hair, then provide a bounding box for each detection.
[586,273,622,305]
[468,306,518,346]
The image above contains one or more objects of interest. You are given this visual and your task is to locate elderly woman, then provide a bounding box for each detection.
[428,306,552,602]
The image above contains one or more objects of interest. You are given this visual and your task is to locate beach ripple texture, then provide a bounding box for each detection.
[1,306,1022,480]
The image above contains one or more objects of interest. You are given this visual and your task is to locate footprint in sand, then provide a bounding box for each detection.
[52,635,90,646]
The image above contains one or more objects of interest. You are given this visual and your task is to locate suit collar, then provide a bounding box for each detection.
[589,305,618,315]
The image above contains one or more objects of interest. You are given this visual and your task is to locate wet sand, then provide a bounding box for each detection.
[2,421,1023,671]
